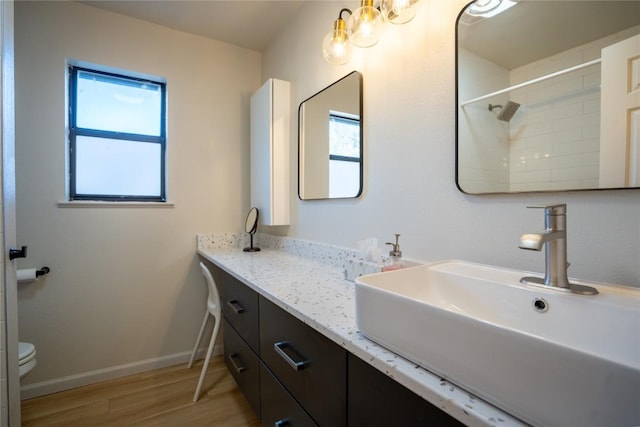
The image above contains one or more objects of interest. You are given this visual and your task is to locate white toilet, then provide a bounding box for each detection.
[19,342,36,379]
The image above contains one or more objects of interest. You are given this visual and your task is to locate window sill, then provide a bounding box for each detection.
[57,201,175,209]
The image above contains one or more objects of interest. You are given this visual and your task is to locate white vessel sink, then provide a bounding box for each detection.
[355,260,640,427]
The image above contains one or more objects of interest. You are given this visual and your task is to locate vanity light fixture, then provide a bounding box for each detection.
[380,0,421,25]
[465,0,517,18]
[322,8,354,65]
[347,0,384,48]
[322,0,421,64]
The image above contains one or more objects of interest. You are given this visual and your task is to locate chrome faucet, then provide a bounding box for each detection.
[519,204,598,295]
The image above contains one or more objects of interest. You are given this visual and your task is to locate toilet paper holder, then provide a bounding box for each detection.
[17,266,50,282]
[35,266,50,277]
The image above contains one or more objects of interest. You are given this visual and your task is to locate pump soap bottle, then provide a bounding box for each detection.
[382,234,405,272]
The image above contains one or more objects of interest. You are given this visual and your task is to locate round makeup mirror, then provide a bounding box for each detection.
[243,207,260,252]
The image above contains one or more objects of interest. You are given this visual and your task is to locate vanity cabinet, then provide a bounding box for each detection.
[222,318,261,417]
[348,353,465,427]
[220,269,259,353]
[214,261,261,418]
[259,297,347,427]
[260,363,317,427]
[205,258,466,427]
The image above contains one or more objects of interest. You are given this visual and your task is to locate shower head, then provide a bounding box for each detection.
[488,101,521,122]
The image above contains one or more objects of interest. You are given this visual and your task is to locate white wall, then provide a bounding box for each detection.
[15,1,260,392]
[262,0,640,287]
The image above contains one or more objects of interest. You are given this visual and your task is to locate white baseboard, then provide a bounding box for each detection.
[20,345,224,400]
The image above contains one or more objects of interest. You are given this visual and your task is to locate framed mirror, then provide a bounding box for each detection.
[298,71,363,200]
[456,1,640,194]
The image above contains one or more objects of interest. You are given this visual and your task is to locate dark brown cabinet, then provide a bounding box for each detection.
[205,258,262,419]
[348,353,465,427]
[260,297,347,427]
[260,363,317,427]
[223,318,261,417]
[204,258,468,427]
[219,268,260,353]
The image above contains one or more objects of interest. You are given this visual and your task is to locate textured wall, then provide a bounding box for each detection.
[261,0,640,287]
[15,1,260,393]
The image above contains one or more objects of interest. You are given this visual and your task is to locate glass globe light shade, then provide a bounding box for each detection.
[380,0,420,24]
[466,0,501,16]
[322,19,352,65]
[347,1,384,48]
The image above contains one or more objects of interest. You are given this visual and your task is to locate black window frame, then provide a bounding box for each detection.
[68,65,167,202]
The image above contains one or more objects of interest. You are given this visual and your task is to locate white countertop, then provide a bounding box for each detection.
[198,244,526,427]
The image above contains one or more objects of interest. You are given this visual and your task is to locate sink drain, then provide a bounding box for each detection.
[532,297,549,313]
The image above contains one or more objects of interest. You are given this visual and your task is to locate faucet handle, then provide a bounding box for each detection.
[526,204,566,215]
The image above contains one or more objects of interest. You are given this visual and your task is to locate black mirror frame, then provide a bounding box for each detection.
[297,71,364,201]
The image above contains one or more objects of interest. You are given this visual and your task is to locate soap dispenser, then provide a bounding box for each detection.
[382,234,405,272]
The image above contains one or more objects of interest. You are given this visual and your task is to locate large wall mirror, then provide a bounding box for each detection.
[299,71,363,200]
[456,1,640,194]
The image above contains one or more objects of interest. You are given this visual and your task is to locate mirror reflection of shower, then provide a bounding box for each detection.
[488,101,520,122]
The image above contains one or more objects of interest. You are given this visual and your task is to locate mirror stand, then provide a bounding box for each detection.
[243,207,261,252]
[244,234,260,252]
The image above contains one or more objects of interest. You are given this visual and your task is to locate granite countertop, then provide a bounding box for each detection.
[197,236,525,427]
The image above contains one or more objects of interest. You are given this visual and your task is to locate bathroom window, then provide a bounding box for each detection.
[68,66,166,202]
[328,113,361,198]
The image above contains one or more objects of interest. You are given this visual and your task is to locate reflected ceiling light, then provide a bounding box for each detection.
[466,0,517,18]
[322,0,422,64]
[322,8,353,65]
[380,0,420,24]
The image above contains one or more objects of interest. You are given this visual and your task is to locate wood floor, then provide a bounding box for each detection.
[20,356,260,427]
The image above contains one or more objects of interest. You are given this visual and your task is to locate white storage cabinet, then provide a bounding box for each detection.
[250,79,290,226]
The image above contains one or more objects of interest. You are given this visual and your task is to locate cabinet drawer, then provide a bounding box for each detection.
[260,362,317,427]
[348,353,465,427]
[223,318,261,418]
[259,297,347,427]
[220,269,260,353]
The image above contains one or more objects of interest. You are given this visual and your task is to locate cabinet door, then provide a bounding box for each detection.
[223,318,261,418]
[260,297,347,427]
[348,353,465,427]
[220,269,260,353]
[260,363,317,427]
[250,78,290,226]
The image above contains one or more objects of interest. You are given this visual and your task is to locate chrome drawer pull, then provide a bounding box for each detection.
[228,353,246,373]
[274,420,289,427]
[227,300,245,314]
[274,341,308,371]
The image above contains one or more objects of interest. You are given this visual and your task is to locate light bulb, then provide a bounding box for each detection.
[467,0,501,16]
[322,17,352,65]
[347,0,384,48]
[381,0,421,24]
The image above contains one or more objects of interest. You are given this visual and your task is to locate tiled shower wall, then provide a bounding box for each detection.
[508,26,640,191]
[457,48,511,193]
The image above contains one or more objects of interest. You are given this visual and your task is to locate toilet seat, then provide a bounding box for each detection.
[19,342,36,365]
[19,342,36,379]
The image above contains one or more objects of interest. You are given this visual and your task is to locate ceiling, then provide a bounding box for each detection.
[78,0,307,51]
[77,1,639,67]
[459,1,640,70]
